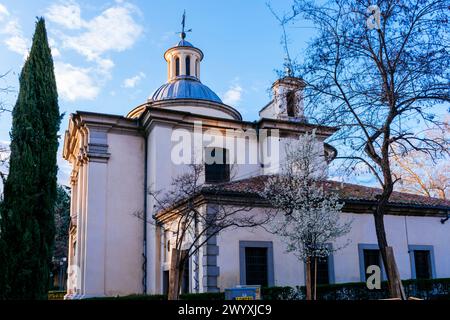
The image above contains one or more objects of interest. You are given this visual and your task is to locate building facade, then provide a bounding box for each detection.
[62,33,450,298]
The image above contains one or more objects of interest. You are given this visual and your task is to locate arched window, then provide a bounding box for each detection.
[185,56,191,76]
[175,57,180,76]
[286,91,296,117]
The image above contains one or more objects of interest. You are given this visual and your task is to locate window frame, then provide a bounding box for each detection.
[303,243,335,285]
[239,241,274,286]
[408,245,436,279]
[358,243,387,282]
[175,57,180,76]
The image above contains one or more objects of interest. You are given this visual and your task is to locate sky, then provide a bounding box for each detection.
[0,0,446,189]
[0,0,314,186]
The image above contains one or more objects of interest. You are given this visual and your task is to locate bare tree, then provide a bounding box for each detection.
[141,164,272,300]
[260,131,351,300]
[0,143,8,191]
[273,0,450,298]
[0,71,13,191]
[392,121,449,199]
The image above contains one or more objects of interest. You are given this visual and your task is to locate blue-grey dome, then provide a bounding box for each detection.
[176,39,193,47]
[151,78,222,103]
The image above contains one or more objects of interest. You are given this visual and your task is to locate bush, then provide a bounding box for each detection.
[69,278,450,300]
[262,286,304,300]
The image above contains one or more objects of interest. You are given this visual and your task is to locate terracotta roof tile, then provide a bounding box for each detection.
[205,175,450,209]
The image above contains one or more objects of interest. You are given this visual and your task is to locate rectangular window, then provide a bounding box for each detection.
[310,257,330,285]
[358,244,385,282]
[363,249,381,280]
[245,247,268,287]
[414,250,431,279]
[205,148,230,183]
[239,241,274,287]
[163,271,169,295]
[181,255,190,293]
[409,245,435,280]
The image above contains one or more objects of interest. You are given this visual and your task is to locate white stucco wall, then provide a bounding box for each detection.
[103,132,145,296]
[216,210,450,290]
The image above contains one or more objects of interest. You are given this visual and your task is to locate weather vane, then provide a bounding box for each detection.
[178,10,192,40]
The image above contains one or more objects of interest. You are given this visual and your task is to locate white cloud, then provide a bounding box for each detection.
[48,38,61,58]
[54,62,99,101]
[0,3,9,19]
[1,15,29,57]
[44,1,143,100]
[123,72,145,88]
[46,1,84,30]
[96,57,115,73]
[47,2,142,62]
[223,84,243,106]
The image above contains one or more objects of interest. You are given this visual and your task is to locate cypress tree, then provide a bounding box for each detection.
[0,18,60,299]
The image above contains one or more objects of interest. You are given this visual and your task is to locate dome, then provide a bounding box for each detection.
[176,39,193,47]
[151,77,222,103]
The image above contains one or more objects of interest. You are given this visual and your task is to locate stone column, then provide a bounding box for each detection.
[66,170,78,296]
[80,127,110,298]
[180,53,186,75]
[202,204,220,292]
[196,59,200,79]
[170,55,176,81]
[189,54,195,77]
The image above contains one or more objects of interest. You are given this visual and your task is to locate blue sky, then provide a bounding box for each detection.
[0,0,314,185]
[1,1,446,188]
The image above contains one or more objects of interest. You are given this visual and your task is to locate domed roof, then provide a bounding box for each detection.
[151,77,222,103]
[176,39,193,47]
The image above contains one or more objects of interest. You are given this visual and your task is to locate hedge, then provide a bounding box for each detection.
[54,278,450,300]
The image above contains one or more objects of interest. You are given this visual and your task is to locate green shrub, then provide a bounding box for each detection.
[262,286,304,300]
[71,278,450,301]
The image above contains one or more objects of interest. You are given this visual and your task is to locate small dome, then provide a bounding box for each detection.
[151,78,222,103]
[176,39,193,47]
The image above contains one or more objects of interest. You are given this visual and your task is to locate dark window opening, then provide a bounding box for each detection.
[286,90,296,117]
[175,57,180,76]
[195,59,199,77]
[181,254,190,293]
[163,271,169,295]
[414,250,431,279]
[310,256,330,285]
[205,148,230,183]
[186,56,191,76]
[363,249,381,281]
[245,247,268,286]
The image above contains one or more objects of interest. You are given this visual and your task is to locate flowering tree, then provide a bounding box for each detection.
[260,131,352,300]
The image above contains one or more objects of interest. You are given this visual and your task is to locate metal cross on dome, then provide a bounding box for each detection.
[178,10,192,40]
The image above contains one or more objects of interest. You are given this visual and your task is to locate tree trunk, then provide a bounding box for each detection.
[314,256,317,300]
[168,248,180,300]
[373,212,405,299]
[168,249,188,300]
[305,257,312,300]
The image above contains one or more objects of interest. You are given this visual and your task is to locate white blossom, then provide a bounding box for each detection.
[260,131,352,261]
